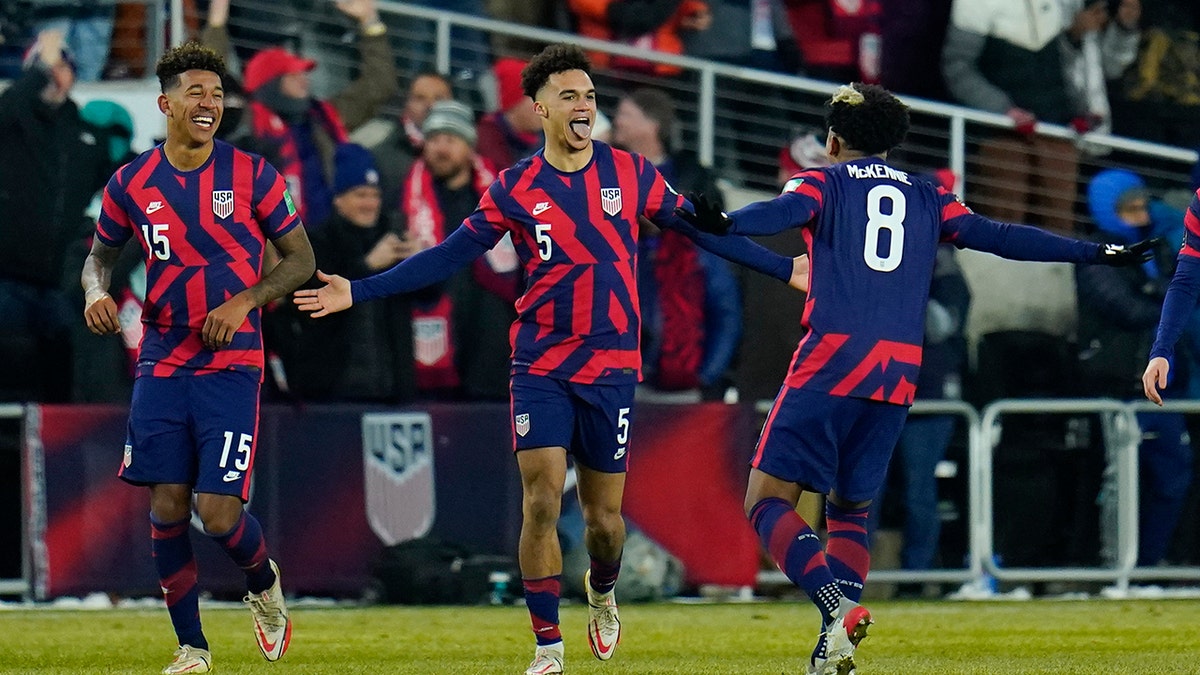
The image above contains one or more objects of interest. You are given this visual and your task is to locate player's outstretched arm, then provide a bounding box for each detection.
[204,226,316,350]
[81,238,123,335]
[296,225,492,317]
[1143,254,1200,405]
[947,213,1155,264]
[674,191,818,237]
[660,215,792,283]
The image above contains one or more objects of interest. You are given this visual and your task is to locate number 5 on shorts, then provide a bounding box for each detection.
[613,407,630,460]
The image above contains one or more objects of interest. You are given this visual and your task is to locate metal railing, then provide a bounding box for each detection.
[368,2,1197,197]
[977,399,1141,589]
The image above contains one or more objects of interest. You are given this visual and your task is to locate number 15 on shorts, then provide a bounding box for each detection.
[613,407,630,460]
[220,431,253,471]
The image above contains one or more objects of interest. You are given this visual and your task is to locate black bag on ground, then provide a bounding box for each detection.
[372,537,517,605]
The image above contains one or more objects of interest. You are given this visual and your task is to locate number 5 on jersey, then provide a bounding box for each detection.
[535,223,553,261]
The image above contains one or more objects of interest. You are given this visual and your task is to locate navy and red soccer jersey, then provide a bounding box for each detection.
[740,158,1095,405]
[95,140,301,377]
[462,141,681,384]
[1151,188,1200,360]
[1181,189,1200,259]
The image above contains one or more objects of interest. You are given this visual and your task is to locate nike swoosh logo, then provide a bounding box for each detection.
[256,622,279,652]
[532,202,551,215]
[146,202,164,214]
[592,624,615,655]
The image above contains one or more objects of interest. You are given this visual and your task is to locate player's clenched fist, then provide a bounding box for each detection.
[293,270,353,318]
[84,291,120,335]
[202,296,253,350]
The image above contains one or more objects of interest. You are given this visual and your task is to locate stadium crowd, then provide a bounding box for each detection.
[2,0,1200,594]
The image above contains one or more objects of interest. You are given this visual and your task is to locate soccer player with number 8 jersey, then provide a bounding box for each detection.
[81,42,315,673]
[676,82,1155,675]
[295,43,804,674]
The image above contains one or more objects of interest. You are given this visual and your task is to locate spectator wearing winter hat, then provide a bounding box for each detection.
[277,143,419,402]
[400,99,519,400]
[351,71,454,223]
[475,58,544,172]
[202,0,398,230]
[0,29,117,403]
[1077,167,1194,567]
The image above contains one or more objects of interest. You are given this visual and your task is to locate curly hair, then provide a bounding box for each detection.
[156,42,226,93]
[521,43,592,100]
[824,83,910,156]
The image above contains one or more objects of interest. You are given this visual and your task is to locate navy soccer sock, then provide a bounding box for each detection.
[588,554,621,595]
[209,511,275,594]
[151,514,207,650]
[749,497,841,623]
[523,575,563,646]
[825,501,871,603]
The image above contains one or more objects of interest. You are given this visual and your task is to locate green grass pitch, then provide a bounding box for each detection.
[0,599,1197,673]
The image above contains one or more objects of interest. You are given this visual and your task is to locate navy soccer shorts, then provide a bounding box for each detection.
[509,374,635,473]
[753,385,909,503]
[118,369,261,500]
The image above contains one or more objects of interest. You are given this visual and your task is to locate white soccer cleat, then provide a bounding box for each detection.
[244,559,292,662]
[811,599,873,675]
[584,569,621,661]
[524,642,564,675]
[162,645,211,674]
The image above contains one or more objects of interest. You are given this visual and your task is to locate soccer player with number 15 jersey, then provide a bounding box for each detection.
[81,43,315,673]
[296,44,803,674]
[677,83,1155,675]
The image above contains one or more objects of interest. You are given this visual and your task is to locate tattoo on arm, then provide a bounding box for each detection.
[244,226,316,307]
[81,238,123,301]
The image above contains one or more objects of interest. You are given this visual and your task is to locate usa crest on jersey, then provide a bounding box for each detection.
[601,187,622,216]
[212,190,234,219]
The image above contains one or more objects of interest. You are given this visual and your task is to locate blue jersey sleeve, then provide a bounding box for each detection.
[664,213,792,282]
[350,226,490,303]
[726,170,826,236]
[1151,251,1200,362]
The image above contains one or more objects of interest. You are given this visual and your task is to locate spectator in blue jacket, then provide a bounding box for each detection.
[1078,168,1194,566]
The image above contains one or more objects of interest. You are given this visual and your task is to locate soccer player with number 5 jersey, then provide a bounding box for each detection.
[676,82,1155,675]
[81,43,315,674]
[295,43,804,674]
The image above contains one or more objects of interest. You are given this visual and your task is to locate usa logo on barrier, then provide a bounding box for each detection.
[600,187,622,216]
[363,412,435,546]
[212,190,234,219]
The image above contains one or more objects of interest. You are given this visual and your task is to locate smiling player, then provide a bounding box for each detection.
[81,42,315,673]
[294,43,802,674]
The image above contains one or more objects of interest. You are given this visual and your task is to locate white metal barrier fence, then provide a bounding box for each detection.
[4,398,1199,599]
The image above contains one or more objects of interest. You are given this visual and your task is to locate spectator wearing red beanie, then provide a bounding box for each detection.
[200,0,398,230]
[475,58,544,172]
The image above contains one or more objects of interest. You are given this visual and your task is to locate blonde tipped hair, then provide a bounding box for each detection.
[830,84,866,106]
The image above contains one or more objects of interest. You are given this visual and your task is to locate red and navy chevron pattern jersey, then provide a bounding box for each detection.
[461,141,682,384]
[1182,190,1200,259]
[1151,189,1200,361]
[754,158,1097,405]
[95,140,301,377]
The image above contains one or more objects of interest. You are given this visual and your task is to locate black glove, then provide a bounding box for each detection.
[674,192,733,235]
[1096,238,1159,266]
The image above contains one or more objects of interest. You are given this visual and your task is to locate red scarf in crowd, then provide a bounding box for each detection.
[402,155,498,391]
[652,230,705,390]
[249,99,348,222]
